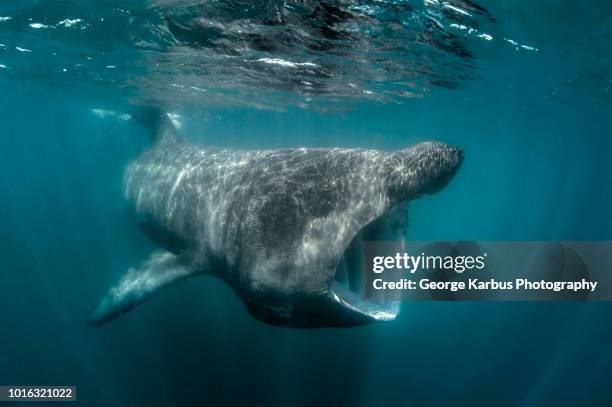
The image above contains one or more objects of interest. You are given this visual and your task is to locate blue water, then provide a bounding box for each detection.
[1,1,612,406]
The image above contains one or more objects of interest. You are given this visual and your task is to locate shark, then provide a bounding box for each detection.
[87,109,463,327]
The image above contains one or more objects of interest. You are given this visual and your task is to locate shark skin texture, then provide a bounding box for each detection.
[88,111,463,328]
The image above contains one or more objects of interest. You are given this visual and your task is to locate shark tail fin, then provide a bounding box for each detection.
[132,106,179,145]
[87,250,196,326]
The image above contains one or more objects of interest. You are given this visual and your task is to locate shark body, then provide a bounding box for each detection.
[88,111,463,327]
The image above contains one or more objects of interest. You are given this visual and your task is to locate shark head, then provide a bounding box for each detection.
[233,141,463,327]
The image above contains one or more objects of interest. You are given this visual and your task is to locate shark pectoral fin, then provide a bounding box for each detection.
[87,251,196,326]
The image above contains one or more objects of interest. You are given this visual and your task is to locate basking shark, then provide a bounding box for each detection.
[88,110,463,327]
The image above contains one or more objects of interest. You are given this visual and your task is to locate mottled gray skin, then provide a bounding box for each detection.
[88,113,462,327]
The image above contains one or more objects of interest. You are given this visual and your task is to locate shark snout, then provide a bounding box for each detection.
[386,141,463,202]
[429,141,463,172]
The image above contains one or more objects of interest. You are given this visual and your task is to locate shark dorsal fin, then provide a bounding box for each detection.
[132,107,179,145]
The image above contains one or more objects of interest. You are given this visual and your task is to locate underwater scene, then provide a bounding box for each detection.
[0,0,611,406]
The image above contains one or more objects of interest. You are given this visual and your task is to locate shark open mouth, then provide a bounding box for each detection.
[329,204,406,322]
